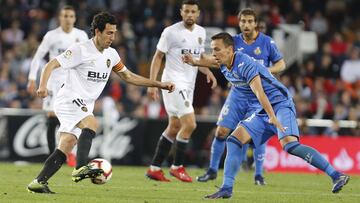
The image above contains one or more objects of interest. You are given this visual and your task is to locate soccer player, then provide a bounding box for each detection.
[27,12,175,194]
[196,8,286,185]
[145,0,217,183]
[192,32,349,198]
[27,5,88,166]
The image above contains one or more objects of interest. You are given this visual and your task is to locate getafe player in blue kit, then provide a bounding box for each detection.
[184,32,349,199]
[196,8,285,185]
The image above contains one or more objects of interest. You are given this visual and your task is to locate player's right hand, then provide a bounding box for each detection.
[27,80,37,95]
[147,87,159,101]
[182,54,196,66]
[36,87,48,98]
[161,82,175,93]
[268,116,286,133]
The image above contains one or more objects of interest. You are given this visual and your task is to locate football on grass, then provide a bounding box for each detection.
[89,158,113,184]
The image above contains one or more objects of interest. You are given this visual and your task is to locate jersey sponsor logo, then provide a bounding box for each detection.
[181,48,201,55]
[254,47,261,55]
[198,37,203,45]
[63,50,72,58]
[87,71,109,82]
[237,47,244,51]
[106,59,111,68]
[249,56,265,65]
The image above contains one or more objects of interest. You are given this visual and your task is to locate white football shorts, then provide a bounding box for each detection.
[54,92,94,138]
[162,87,194,117]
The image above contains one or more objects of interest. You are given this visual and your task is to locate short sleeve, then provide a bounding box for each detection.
[80,31,89,41]
[156,29,171,53]
[55,44,82,69]
[238,55,259,84]
[268,38,283,63]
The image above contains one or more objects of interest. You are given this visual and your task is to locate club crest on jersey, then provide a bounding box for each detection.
[254,47,261,55]
[198,37,203,45]
[106,59,111,68]
[75,38,80,42]
[63,50,72,58]
[184,101,190,107]
[81,106,88,112]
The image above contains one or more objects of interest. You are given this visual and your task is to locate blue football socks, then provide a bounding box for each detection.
[209,136,226,172]
[222,135,245,189]
[284,141,340,181]
[254,143,266,177]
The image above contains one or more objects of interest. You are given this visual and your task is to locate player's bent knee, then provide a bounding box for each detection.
[216,126,230,138]
[279,135,299,149]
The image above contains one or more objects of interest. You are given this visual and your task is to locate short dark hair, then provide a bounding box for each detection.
[61,5,75,11]
[90,12,117,36]
[182,0,199,7]
[211,32,234,47]
[238,8,257,22]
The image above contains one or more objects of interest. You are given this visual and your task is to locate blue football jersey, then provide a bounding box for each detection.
[233,32,282,67]
[220,51,291,109]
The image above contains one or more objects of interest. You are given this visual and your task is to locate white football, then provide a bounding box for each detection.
[89,158,113,184]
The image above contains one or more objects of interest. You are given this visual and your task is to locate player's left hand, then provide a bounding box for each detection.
[36,86,48,98]
[268,116,285,133]
[161,82,175,93]
[206,72,217,89]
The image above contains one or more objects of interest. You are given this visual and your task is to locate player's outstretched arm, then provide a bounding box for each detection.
[268,59,286,74]
[182,53,220,68]
[115,69,175,93]
[37,58,61,98]
[249,75,285,132]
[198,67,217,89]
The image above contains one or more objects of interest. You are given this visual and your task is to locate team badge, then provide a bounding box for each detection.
[63,50,72,58]
[81,106,88,112]
[184,101,190,107]
[75,38,80,42]
[106,59,111,68]
[254,47,261,55]
[198,37,203,45]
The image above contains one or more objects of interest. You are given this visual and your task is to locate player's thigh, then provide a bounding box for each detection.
[276,106,299,144]
[162,88,194,117]
[239,113,276,147]
[76,115,98,131]
[231,125,252,144]
[54,95,95,136]
[216,90,248,130]
[215,125,231,138]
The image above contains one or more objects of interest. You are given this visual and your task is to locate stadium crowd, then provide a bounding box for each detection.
[0,0,359,135]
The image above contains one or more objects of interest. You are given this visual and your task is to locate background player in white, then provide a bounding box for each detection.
[27,12,175,194]
[145,0,217,183]
[27,5,88,166]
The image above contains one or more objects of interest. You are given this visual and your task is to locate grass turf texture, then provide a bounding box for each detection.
[0,162,358,203]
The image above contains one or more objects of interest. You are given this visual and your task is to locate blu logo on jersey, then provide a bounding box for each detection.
[181,48,201,56]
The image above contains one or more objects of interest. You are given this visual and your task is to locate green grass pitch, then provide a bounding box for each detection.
[0,162,358,203]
